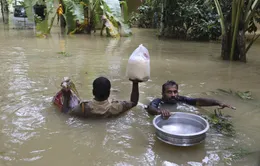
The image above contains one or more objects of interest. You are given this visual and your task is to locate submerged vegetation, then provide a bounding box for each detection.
[57,51,71,57]
[217,89,253,100]
[203,109,235,137]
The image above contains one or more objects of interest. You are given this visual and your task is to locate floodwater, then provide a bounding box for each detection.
[0,22,260,166]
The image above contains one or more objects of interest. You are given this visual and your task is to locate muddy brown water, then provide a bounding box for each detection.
[0,23,260,166]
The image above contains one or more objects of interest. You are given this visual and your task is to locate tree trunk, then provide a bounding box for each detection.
[84,6,92,34]
[221,25,247,62]
[0,0,9,24]
[3,0,8,24]
[159,0,166,37]
[0,0,4,22]
[221,31,231,60]
[237,29,246,62]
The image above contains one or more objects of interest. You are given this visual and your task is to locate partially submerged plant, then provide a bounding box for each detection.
[226,146,251,160]
[57,51,71,57]
[223,146,259,164]
[217,88,253,100]
[203,109,235,137]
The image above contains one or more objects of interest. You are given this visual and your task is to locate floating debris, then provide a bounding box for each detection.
[217,89,253,100]
[235,91,253,100]
[202,109,235,137]
[224,146,251,162]
[57,51,71,57]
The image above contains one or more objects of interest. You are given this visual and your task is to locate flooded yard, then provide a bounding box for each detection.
[0,24,260,166]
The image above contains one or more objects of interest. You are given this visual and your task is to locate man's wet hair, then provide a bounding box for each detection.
[162,80,178,93]
[93,77,111,101]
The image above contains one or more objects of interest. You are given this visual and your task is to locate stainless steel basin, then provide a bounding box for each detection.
[153,112,209,146]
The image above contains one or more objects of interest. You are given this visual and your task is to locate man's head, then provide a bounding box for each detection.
[93,77,111,101]
[162,80,179,104]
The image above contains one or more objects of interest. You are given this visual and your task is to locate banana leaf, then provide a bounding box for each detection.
[23,0,38,21]
[36,18,48,34]
[37,0,54,34]
[22,0,55,35]
[120,0,128,22]
[91,0,103,26]
[45,0,54,12]
[105,0,121,18]
[103,0,132,36]
[101,15,120,37]
[63,0,84,34]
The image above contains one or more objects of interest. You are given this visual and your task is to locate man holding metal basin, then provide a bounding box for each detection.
[146,80,236,118]
[148,80,236,146]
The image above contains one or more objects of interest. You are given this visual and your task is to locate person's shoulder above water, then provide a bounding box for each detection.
[176,95,197,106]
[148,96,197,107]
[149,98,163,108]
[146,80,236,119]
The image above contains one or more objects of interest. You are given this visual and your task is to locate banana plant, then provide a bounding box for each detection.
[103,0,131,36]
[36,0,55,35]
[61,0,84,34]
[213,0,260,62]
[20,0,131,37]
[22,0,56,35]
[79,0,131,37]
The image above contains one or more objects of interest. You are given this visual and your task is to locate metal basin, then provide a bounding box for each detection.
[153,112,209,146]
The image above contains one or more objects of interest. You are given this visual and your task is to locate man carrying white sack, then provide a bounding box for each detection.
[52,44,150,118]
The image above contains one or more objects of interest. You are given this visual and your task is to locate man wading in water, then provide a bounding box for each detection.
[53,77,140,117]
[146,80,236,118]
[53,77,170,118]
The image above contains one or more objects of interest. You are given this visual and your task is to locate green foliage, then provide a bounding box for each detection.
[162,0,221,40]
[22,0,38,21]
[57,51,72,57]
[91,0,103,26]
[217,89,253,100]
[138,4,155,28]
[129,1,159,28]
[19,0,131,37]
[131,0,222,40]
[128,12,139,27]
[236,91,253,100]
[36,18,48,34]
[63,0,84,34]
[104,0,132,36]
[20,0,56,35]
[224,146,251,161]
[202,109,235,137]
[120,0,128,22]
[61,0,131,36]
[213,0,260,61]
